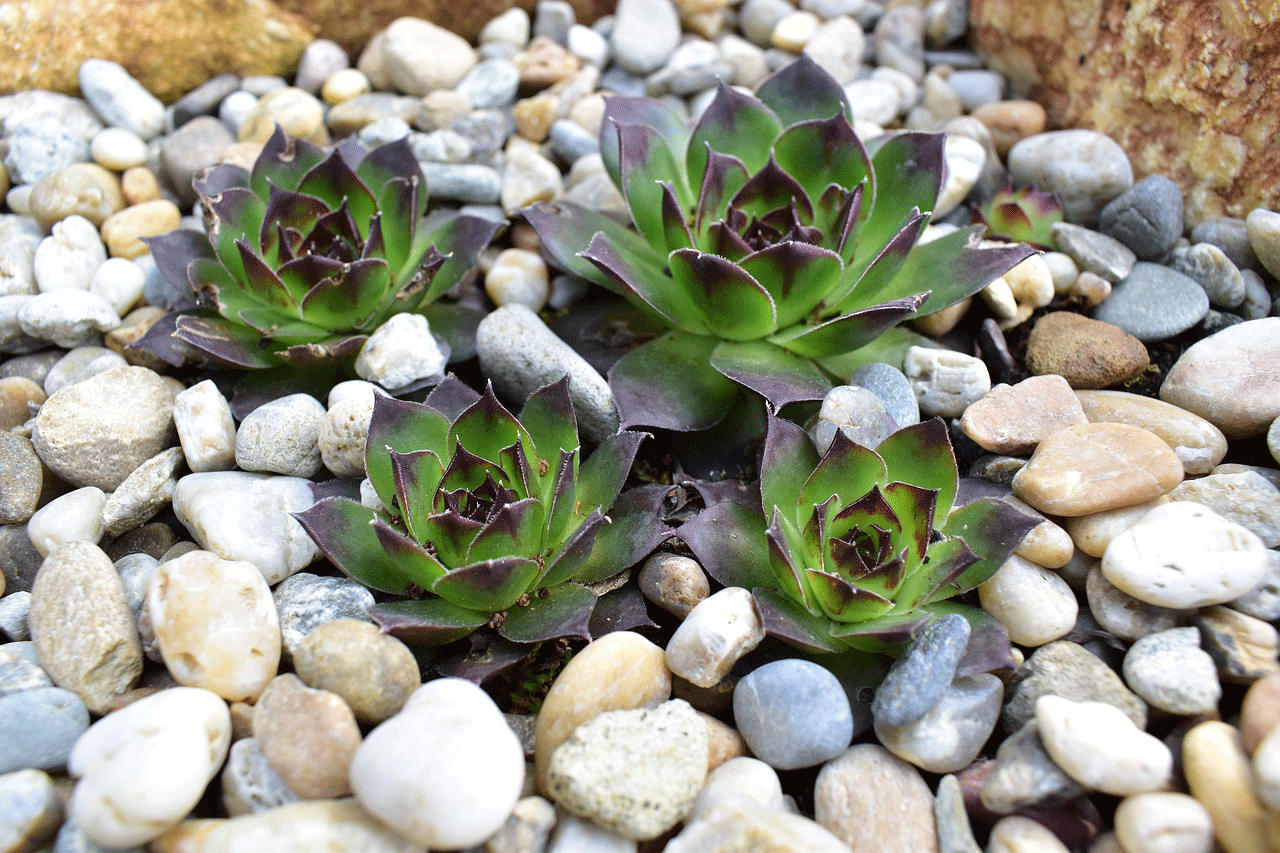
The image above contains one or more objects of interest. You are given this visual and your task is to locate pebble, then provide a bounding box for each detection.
[0,768,62,853]
[545,811,638,852]
[155,799,420,852]
[272,573,376,658]
[1100,261,1214,343]
[814,744,939,851]
[903,345,991,418]
[970,99,1047,157]
[1097,174,1184,260]
[478,304,619,442]
[173,379,236,473]
[772,11,819,52]
[486,247,550,310]
[501,142,564,211]
[1101,501,1267,608]
[148,550,281,701]
[808,384,897,453]
[30,165,125,231]
[320,69,372,105]
[960,375,1087,456]
[1255,725,1280,810]
[0,433,40,524]
[0,591,32,639]
[354,311,446,391]
[1241,671,1280,753]
[1167,470,1280,546]
[1001,641,1147,734]
[35,214,110,289]
[293,39,350,94]
[977,550,1080,645]
[1007,129,1133,223]
[844,77,906,125]
[292,618,420,724]
[1113,792,1215,853]
[18,289,121,347]
[69,687,231,848]
[1162,317,1280,438]
[981,721,1083,813]
[459,58,522,109]
[252,674,361,799]
[1245,207,1280,280]
[637,552,709,618]
[77,59,166,140]
[947,69,1005,111]
[548,699,707,840]
[483,7,532,46]
[486,796,556,853]
[1168,242,1246,309]
[26,486,105,556]
[88,257,145,316]
[935,773,984,853]
[611,0,682,73]
[100,199,183,259]
[1024,311,1149,388]
[0,686,89,773]
[236,87,329,146]
[120,166,163,205]
[1050,221,1137,284]
[1182,720,1270,853]
[872,612,971,727]
[219,737,299,817]
[351,678,525,849]
[0,525,42,594]
[234,393,325,478]
[874,5,926,79]
[101,446,184,536]
[1122,627,1221,715]
[1035,695,1172,796]
[1011,422,1183,516]
[1065,496,1168,558]
[171,471,320,585]
[664,587,763,689]
[4,112,94,186]
[568,24,610,67]
[28,542,143,714]
[381,17,478,95]
[875,673,1004,773]
[848,361,919,428]
[1075,390,1227,475]
[987,816,1072,853]
[733,658,853,771]
[515,37,581,90]
[90,127,148,171]
[1195,605,1280,683]
[160,117,234,206]
[1084,563,1177,642]
[803,16,865,86]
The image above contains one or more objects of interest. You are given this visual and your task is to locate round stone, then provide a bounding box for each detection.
[29,164,125,231]
[1241,671,1280,753]
[1075,390,1227,475]
[1245,207,1280,280]
[809,384,897,454]
[1122,627,1221,715]
[978,554,1077,647]
[1097,173,1184,260]
[219,737,299,817]
[1007,129,1133,223]
[236,87,328,145]
[1001,641,1147,735]
[732,658,854,771]
[1160,317,1280,439]
[1168,242,1246,310]
[637,552,710,618]
[293,618,421,724]
[1024,311,1150,388]
[1035,695,1172,796]
[272,573,377,657]
[874,673,1004,773]
[485,247,549,311]
[100,200,182,259]
[610,0,682,73]
[1091,262,1210,342]
[871,612,970,728]
[90,127,148,171]
[234,393,326,478]
[1182,720,1270,853]
[0,686,90,773]
[987,816,1072,853]
[380,18,478,95]
[252,674,361,799]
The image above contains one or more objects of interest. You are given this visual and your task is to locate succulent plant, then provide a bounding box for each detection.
[521,57,1034,432]
[973,181,1064,249]
[294,376,663,646]
[138,126,501,372]
[677,415,1039,654]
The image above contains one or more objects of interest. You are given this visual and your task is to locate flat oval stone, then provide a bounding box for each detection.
[871,612,970,727]
[637,553,710,619]
[0,686,89,773]
[153,799,420,853]
[1001,641,1147,735]
[978,554,1078,647]
[1101,501,1267,608]
[664,587,763,689]
[873,673,1003,773]
[814,744,938,852]
[1113,792,1214,853]
[1035,695,1172,796]
[1085,564,1177,643]
[1122,627,1221,715]
[148,550,281,701]
[1076,390,1227,476]
[987,815,1072,853]
[960,374,1088,455]
[981,720,1083,814]
[1168,470,1280,547]
[732,658,853,771]
[1092,262,1209,342]
[1024,311,1149,389]
[1064,496,1169,558]
[1160,317,1280,439]
[293,618,420,724]
[1011,423,1184,516]
[1182,720,1270,853]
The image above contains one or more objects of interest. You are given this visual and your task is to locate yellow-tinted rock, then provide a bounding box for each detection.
[100,200,182,259]
[1076,389,1228,475]
[1183,720,1271,853]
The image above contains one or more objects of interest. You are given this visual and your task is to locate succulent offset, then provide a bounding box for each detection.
[294,376,653,645]
[522,56,1035,432]
[138,126,501,371]
[973,181,1064,249]
[678,415,1039,653]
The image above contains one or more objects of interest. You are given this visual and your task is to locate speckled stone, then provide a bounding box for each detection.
[1122,627,1221,715]
[960,374,1088,455]
[1024,312,1150,389]
[1001,641,1147,734]
[252,674,361,799]
[732,659,853,771]
[814,744,939,852]
[292,618,420,724]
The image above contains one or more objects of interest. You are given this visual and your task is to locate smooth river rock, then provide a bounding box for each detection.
[1075,389,1228,475]
[1160,317,1280,439]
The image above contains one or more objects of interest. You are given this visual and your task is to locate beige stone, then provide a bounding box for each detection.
[960,374,1088,456]
[1011,422,1183,516]
[701,713,747,772]
[100,200,182,260]
[969,0,1280,224]
[0,0,315,104]
[969,99,1047,157]
[1160,317,1280,439]
[237,88,329,146]
[515,36,581,90]
[814,744,940,852]
[252,674,361,799]
[29,163,126,231]
[1183,720,1270,853]
[1064,496,1169,558]
[120,167,163,206]
[1076,389,1228,475]
[292,618,420,724]
[152,799,421,853]
[1241,672,1280,754]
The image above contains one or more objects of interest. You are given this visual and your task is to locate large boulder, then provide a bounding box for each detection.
[969,0,1280,225]
[0,0,315,104]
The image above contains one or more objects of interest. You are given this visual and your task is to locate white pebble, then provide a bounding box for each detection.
[33,214,107,293]
[987,815,1071,853]
[665,587,764,688]
[1254,723,1280,810]
[320,68,372,106]
[1101,500,1267,608]
[1113,792,1214,853]
[355,312,446,391]
[90,127,148,171]
[1035,696,1172,796]
[485,247,550,310]
[978,554,1078,647]
[26,486,105,556]
[235,393,326,478]
[69,686,231,848]
[87,256,145,315]
[934,134,985,218]
[17,289,120,347]
[173,379,237,473]
[904,345,991,418]
[320,393,376,477]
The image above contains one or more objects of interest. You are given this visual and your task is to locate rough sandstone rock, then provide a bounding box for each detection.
[0,0,315,104]
[969,0,1280,224]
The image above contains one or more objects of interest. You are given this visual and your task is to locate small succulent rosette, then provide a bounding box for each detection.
[295,376,659,646]
[973,181,1064,249]
[139,126,501,370]
[678,415,1039,654]
[522,56,1034,432]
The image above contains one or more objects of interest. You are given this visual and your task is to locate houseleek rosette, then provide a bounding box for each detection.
[677,415,1039,653]
[294,376,655,645]
[522,56,1034,431]
[139,126,501,370]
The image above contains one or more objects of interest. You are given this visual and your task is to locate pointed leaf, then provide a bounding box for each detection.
[172,315,279,369]
[424,374,483,420]
[895,534,978,607]
[667,249,777,341]
[614,121,692,246]
[599,94,691,191]
[575,429,645,523]
[772,114,871,209]
[678,498,773,590]
[143,229,213,310]
[859,132,945,255]
[366,394,451,508]
[731,156,814,223]
[807,569,895,622]
[580,233,710,334]
[300,258,391,329]
[880,480,937,569]
[248,126,327,199]
[499,584,597,644]
[875,418,958,518]
[466,498,546,563]
[368,598,489,646]
[694,149,751,245]
[277,334,367,367]
[296,149,379,230]
[941,496,1040,594]
[766,507,815,609]
[416,211,504,305]
[421,510,485,568]
[541,509,605,587]
[659,181,694,254]
[570,483,670,584]
[356,136,426,215]
[709,339,833,410]
[609,332,740,431]
[833,210,929,312]
[799,430,887,513]
[772,294,927,359]
[739,241,845,329]
[389,449,445,540]
[754,54,851,127]
[752,587,844,654]
[687,83,783,182]
[761,413,821,518]
[449,384,531,468]
[258,185,331,264]
[885,226,1037,315]
[519,376,579,487]
[433,556,543,612]
[293,498,442,595]
[828,609,933,654]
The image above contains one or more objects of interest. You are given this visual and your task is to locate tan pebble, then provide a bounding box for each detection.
[814,744,939,852]
[533,631,671,793]
[1183,720,1270,853]
[508,221,541,253]
[29,541,143,714]
[567,92,605,136]
[978,554,1078,647]
[120,167,162,205]
[701,712,747,771]
[253,674,361,799]
[1006,495,1074,569]
[320,68,371,105]
[1160,317,1280,439]
[1076,389,1228,475]
[1113,792,1214,853]
[514,36,581,89]
[100,200,182,259]
[960,374,1088,456]
[988,815,1071,852]
[0,375,46,430]
[153,799,418,853]
[1064,496,1169,558]
[1241,672,1280,753]
[229,701,255,742]
[771,10,820,51]
[1025,311,1150,389]
[29,162,126,230]
[1196,605,1280,683]
[512,93,559,142]
[638,552,710,618]
[416,89,471,132]
[484,247,549,310]
[1011,422,1183,517]
[219,142,264,171]
[970,99,1048,157]
[293,618,420,724]
[909,298,970,338]
[237,87,329,146]
[1068,270,1112,306]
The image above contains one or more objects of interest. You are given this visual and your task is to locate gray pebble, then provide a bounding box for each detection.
[872,613,970,727]
[935,774,982,853]
[1190,215,1260,272]
[272,572,376,658]
[874,673,1003,773]
[1122,627,1221,715]
[0,591,31,640]
[1097,173,1184,260]
[217,90,259,137]
[1169,469,1280,547]
[599,67,647,97]
[550,120,599,165]
[1197,308,1244,334]
[221,736,300,816]
[1008,129,1133,224]
[874,5,927,81]
[1092,261,1210,342]
[115,553,160,621]
[0,768,62,853]
[0,648,52,696]
[733,659,854,771]
[0,432,41,525]
[611,0,682,74]
[1001,641,1146,734]
[980,720,1083,814]
[1167,242,1246,309]
[171,73,240,127]
[849,362,920,428]
[534,0,576,44]
[1239,269,1271,320]
[456,59,521,110]
[450,108,512,156]
[1084,564,1177,643]
[356,117,412,148]
[421,162,503,204]
[809,385,896,454]
[235,393,326,478]
[945,70,1004,111]
[294,40,350,95]
[160,116,234,207]
[44,347,128,395]
[568,24,610,68]
[0,524,42,593]
[78,59,166,140]
[739,0,793,46]
[411,129,472,164]
[4,116,92,185]
[0,686,89,773]
[1050,221,1136,283]
[240,75,289,97]
[1232,550,1280,622]
[101,446,185,536]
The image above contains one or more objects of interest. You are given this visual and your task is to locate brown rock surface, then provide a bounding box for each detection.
[0,0,315,104]
[968,0,1280,225]
[1025,311,1149,389]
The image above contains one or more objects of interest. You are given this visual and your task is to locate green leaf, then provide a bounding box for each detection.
[687,83,783,183]
[248,126,327,200]
[419,511,484,568]
[709,339,833,411]
[894,535,978,608]
[356,136,427,215]
[880,481,937,571]
[296,150,379,230]
[807,568,895,622]
[875,418,957,519]
[466,498,547,563]
[499,583,598,644]
[882,226,1037,316]
[420,301,487,363]
[770,294,927,359]
[859,132,945,256]
[368,598,489,646]
[609,331,741,431]
[739,241,845,329]
[540,509,604,588]
[580,233,711,335]
[415,211,504,305]
[766,507,815,609]
[752,587,844,655]
[667,249,778,341]
[299,258,392,330]
[570,484,670,584]
[389,449,445,541]
[366,395,451,509]
[771,115,871,209]
[448,384,531,467]
[754,54,851,127]
[292,498,446,596]
[832,211,928,312]
[798,430,887,514]
[941,497,1040,595]
[730,156,813,223]
[519,376,579,492]
[615,121,692,247]
[693,150,750,246]
[432,556,543,613]
[575,430,645,525]
[600,95,691,193]
[827,609,933,654]
[760,414,821,519]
